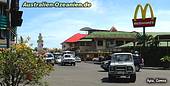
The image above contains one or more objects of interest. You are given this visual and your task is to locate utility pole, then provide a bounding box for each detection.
[143,27,145,47]
[6,0,11,48]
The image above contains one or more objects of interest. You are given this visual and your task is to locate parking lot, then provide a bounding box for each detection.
[43,62,170,86]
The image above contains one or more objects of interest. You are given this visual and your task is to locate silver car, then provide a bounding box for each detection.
[53,53,62,64]
[75,56,81,62]
[108,53,136,82]
[45,53,55,66]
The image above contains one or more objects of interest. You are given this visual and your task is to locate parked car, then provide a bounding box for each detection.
[44,53,55,66]
[92,57,99,61]
[92,56,104,64]
[53,53,62,64]
[108,53,136,82]
[61,54,76,66]
[75,56,81,62]
[133,54,144,72]
[100,60,111,71]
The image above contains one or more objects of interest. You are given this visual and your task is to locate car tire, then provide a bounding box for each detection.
[108,74,112,80]
[135,65,140,72]
[73,63,76,66]
[108,74,115,81]
[130,74,136,83]
[61,63,65,66]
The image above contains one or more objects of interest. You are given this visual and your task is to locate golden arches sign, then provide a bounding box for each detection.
[132,3,156,28]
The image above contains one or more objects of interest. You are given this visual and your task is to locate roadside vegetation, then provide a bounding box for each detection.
[0,37,54,86]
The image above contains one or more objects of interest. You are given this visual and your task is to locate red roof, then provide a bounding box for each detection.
[64,33,87,43]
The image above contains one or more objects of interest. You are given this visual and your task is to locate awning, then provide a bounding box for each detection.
[118,42,142,48]
[78,39,92,42]
[118,42,134,48]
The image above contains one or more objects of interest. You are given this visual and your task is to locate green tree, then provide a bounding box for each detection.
[136,33,158,47]
[0,41,53,86]
[160,56,170,68]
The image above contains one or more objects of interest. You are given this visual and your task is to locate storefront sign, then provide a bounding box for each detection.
[132,3,156,28]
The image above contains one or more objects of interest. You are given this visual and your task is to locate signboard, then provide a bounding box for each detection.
[132,17,156,27]
[132,3,156,28]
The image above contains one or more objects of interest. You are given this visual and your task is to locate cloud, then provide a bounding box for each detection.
[153,10,170,32]
[77,0,104,14]
[18,11,92,48]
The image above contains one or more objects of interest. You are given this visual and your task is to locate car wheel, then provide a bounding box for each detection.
[61,63,65,66]
[130,74,136,83]
[135,65,140,72]
[108,74,115,81]
[73,63,76,66]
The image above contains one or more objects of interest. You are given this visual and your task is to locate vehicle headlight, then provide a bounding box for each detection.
[127,66,133,71]
[109,66,115,71]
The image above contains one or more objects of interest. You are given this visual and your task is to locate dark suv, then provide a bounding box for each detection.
[133,54,144,72]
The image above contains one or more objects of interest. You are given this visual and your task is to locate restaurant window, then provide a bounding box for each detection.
[80,42,85,46]
[126,41,131,44]
[116,41,124,46]
[110,40,115,45]
[97,40,103,46]
[86,42,92,46]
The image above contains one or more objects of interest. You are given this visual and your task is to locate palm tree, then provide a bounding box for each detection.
[136,33,159,47]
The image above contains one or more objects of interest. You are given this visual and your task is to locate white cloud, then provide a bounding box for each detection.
[153,10,170,32]
[18,12,92,48]
[77,0,104,14]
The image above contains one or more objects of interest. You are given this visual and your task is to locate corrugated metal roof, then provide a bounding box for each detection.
[80,27,108,31]
[85,31,137,39]
[78,39,92,42]
[141,32,170,37]
[64,33,87,43]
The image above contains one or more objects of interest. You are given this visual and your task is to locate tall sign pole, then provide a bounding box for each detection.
[143,27,145,46]
[132,3,156,47]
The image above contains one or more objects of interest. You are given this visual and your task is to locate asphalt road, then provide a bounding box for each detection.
[43,62,170,86]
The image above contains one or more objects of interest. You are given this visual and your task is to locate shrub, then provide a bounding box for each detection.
[160,56,170,62]
[0,43,53,86]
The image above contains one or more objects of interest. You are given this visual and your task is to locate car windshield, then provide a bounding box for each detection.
[112,54,132,62]
[54,54,62,57]
[76,57,80,59]
[64,55,71,58]
[47,54,53,57]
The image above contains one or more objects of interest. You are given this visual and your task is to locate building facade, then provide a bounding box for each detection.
[78,31,137,60]
[61,27,137,60]
[62,33,87,51]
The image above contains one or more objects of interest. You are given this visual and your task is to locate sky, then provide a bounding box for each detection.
[17,0,170,48]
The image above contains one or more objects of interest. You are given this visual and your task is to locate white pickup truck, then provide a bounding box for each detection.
[61,54,76,66]
[108,53,136,82]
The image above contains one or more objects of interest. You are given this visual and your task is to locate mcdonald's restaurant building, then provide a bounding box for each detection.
[62,27,138,61]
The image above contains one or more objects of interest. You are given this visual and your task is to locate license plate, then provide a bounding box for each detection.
[117,71,125,74]
[120,76,126,78]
